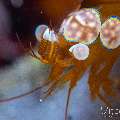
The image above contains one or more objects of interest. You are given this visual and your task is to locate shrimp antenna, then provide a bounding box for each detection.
[65,84,72,120]
[0,81,51,103]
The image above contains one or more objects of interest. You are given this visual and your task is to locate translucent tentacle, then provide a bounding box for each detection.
[29,42,49,64]
[43,81,59,99]
[16,32,49,64]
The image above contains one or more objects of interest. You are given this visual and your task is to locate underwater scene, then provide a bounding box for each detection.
[0,0,120,120]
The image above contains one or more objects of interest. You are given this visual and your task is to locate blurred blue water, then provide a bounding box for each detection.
[0,63,102,120]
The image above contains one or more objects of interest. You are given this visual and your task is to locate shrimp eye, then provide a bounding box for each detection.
[60,8,101,45]
[100,16,120,49]
[35,24,48,41]
[69,43,89,60]
[43,28,58,42]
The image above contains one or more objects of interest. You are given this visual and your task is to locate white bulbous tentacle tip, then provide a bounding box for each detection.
[43,28,58,42]
[100,16,120,49]
[59,8,101,44]
[69,43,81,52]
[69,43,90,60]
[35,24,48,42]
[43,28,50,40]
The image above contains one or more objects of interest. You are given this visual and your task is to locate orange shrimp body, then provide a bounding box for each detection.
[33,8,120,119]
